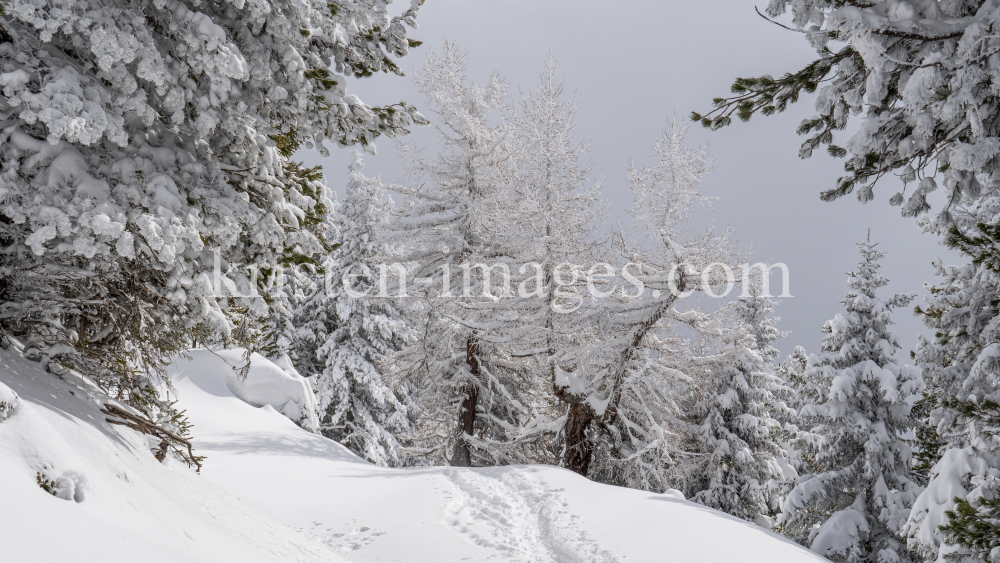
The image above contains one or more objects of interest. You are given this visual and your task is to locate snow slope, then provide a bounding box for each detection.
[0,347,345,563]
[2,346,828,562]
[171,350,826,562]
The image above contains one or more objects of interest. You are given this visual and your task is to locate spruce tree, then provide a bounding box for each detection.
[738,272,785,366]
[780,238,924,563]
[295,153,413,466]
[768,345,813,517]
[687,272,787,524]
[903,199,1000,561]
[779,346,813,415]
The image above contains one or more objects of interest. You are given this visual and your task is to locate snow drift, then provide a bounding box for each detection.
[171,349,319,432]
[1,346,828,562]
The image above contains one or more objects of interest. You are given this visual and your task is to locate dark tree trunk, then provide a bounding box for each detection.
[557,278,685,476]
[451,335,481,467]
[563,403,594,476]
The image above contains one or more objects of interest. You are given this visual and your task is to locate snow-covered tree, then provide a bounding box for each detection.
[779,346,814,415]
[903,195,1000,562]
[219,162,336,385]
[780,239,924,563]
[741,279,803,521]
[697,0,1000,226]
[686,272,788,525]
[507,53,605,375]
[259,162,334,361]
[696,6,1000,553]
[295,153,413,466]
[388,43,541,467]
[0,0,425,407]
[738,271,786,366]
[558,118,738,492]
[451,55,610,464]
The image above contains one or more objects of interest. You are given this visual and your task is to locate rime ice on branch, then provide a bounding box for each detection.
[0,0,424,405]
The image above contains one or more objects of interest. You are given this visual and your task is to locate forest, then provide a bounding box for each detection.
[2,1,1000,562]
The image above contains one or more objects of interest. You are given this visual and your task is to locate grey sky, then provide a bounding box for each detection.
[301,0,956,358]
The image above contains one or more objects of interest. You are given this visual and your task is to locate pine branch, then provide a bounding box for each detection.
[101,403,203,472]
[691,48,853,131]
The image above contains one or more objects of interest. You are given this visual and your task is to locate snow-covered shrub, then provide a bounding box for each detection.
[0,380,18,421]
[0,0,424,402]
[219,349,319,432]
[36,467,86,502]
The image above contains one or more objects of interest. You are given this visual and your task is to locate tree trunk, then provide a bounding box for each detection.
[563,403,594,476]
[451,335,481,467]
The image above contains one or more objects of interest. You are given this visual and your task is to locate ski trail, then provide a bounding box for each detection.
[443,468,620,563]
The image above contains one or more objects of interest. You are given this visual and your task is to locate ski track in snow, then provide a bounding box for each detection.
[443,468,620,563]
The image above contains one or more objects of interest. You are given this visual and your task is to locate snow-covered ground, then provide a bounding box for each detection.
[1,347,827,562]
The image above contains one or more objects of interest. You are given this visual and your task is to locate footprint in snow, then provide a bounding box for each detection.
[300,521,385,552]
[443,468,619,563]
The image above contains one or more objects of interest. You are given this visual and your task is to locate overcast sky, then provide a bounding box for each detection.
[301,0,957,358]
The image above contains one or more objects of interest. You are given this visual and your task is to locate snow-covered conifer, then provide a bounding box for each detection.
[296,153,413,466]
[697,7,1000,551]
[697,1,1000,226]
[778,346,812,415]
[0,0,425,405]
[768,346,804,525]
[903,195,1000,561]
[738,272,785,366]
[507,54,605,369]
[388,43,539,467]
[781,239,924,563]
[464,55,610,460]
[558,118,738,492]
[686,272,788,524]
